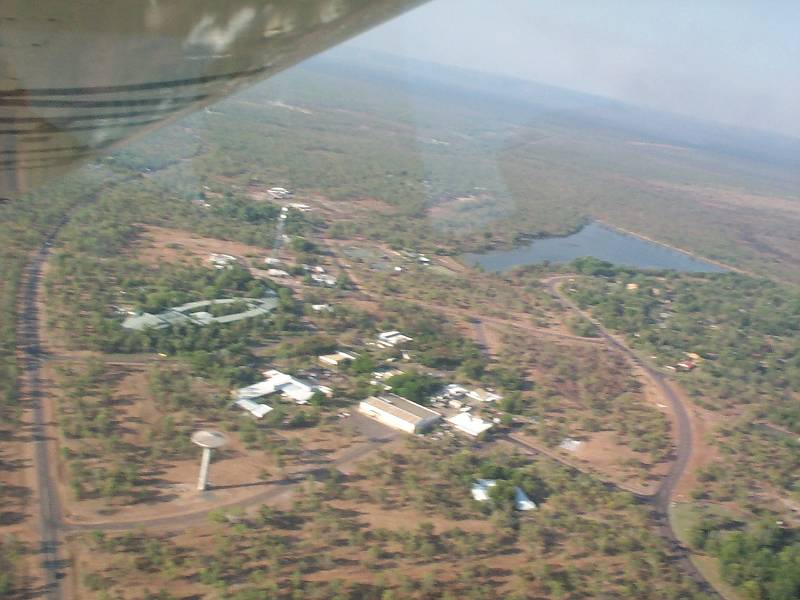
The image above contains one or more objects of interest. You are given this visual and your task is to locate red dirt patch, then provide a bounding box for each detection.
[132,224,267,268]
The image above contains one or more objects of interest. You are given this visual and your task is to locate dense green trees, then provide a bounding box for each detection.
[570,271,800,429]
[0,170,109,425]
[385,371,441,404]
[380,300,483,371]
[572,269,800,594]
[690,518,800,600]
[212,195,280,224]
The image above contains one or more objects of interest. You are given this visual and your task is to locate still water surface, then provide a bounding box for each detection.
[462,222,727,273]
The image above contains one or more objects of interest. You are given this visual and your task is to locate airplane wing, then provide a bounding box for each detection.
[0,0,428,198]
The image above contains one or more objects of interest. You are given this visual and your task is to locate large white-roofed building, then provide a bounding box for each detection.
[358,394,441,434]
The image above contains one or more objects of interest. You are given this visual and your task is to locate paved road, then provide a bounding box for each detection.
[543,276,692,509]
[544,275,719,598]
[19,232,64,600]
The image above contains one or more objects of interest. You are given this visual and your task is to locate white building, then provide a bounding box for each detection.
[267,268,291,278]
[559,438,583,452]
[319,350,356,366]
[267,187,292,199]
[358,394,441,434]
[233,369,320,406]
[471,479,496,502]
[447,412,494,437]
[444,384,469,398]
[311,304,333,313]
[376,331,413,348]
[467,388,503,403]
[514,488,537,511]
[311,273,337,287]
[371,366,404,381]
[234,398,273,419]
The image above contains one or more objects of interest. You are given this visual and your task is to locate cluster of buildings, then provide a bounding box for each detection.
[438,383,503,405]
[233,369,332,418]
[335,331,502,439]
[229,323,502,441]
[356,377,499,439]
[260,258,338,287]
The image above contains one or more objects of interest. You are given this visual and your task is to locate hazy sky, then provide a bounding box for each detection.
[346,0,800,138]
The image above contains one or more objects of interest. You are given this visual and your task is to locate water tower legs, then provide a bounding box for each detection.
[197,447,212,491]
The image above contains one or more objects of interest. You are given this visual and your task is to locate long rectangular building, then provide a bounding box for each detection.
[358,394,441,434]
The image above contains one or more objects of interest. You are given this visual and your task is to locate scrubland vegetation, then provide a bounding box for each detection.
[567,265,800,596]
[6,49,800,600]
[74,440,710,600]
[689,514,800,600]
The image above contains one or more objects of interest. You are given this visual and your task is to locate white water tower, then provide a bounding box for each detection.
[191,430,227,491]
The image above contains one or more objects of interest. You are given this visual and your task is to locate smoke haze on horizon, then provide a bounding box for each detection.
[344,0,800,139]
